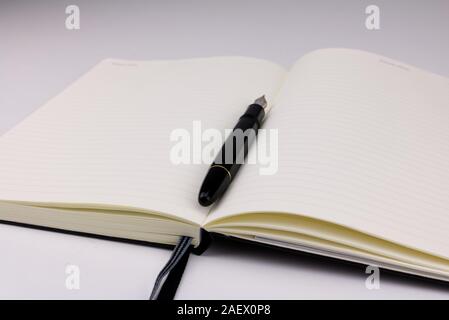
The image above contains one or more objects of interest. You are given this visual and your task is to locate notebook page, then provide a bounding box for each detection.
[206,49,449,259]
[0,57,285,225]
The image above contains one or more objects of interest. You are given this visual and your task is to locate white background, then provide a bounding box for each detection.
[1,0,449,299]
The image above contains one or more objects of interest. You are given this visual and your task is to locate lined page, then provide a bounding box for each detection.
[207,49,449,259]
[0,57,286,225]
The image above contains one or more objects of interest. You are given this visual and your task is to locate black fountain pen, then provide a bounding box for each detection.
[198,95,268,206]
[151,96,268,300]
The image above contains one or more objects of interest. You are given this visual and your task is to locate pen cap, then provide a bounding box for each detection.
[198,166,231,206]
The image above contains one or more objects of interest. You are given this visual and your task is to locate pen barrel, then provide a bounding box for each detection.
[212,104,265,178]
[198,103,265,206]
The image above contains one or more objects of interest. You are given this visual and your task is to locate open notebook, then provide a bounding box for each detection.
[1,48,449,281]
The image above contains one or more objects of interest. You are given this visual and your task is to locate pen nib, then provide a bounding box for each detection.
[254,95,268,109]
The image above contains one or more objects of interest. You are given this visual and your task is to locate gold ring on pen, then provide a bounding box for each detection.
[210,165,232,180]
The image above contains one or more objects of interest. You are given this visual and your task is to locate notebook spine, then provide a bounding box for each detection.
[192,228,212,255]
